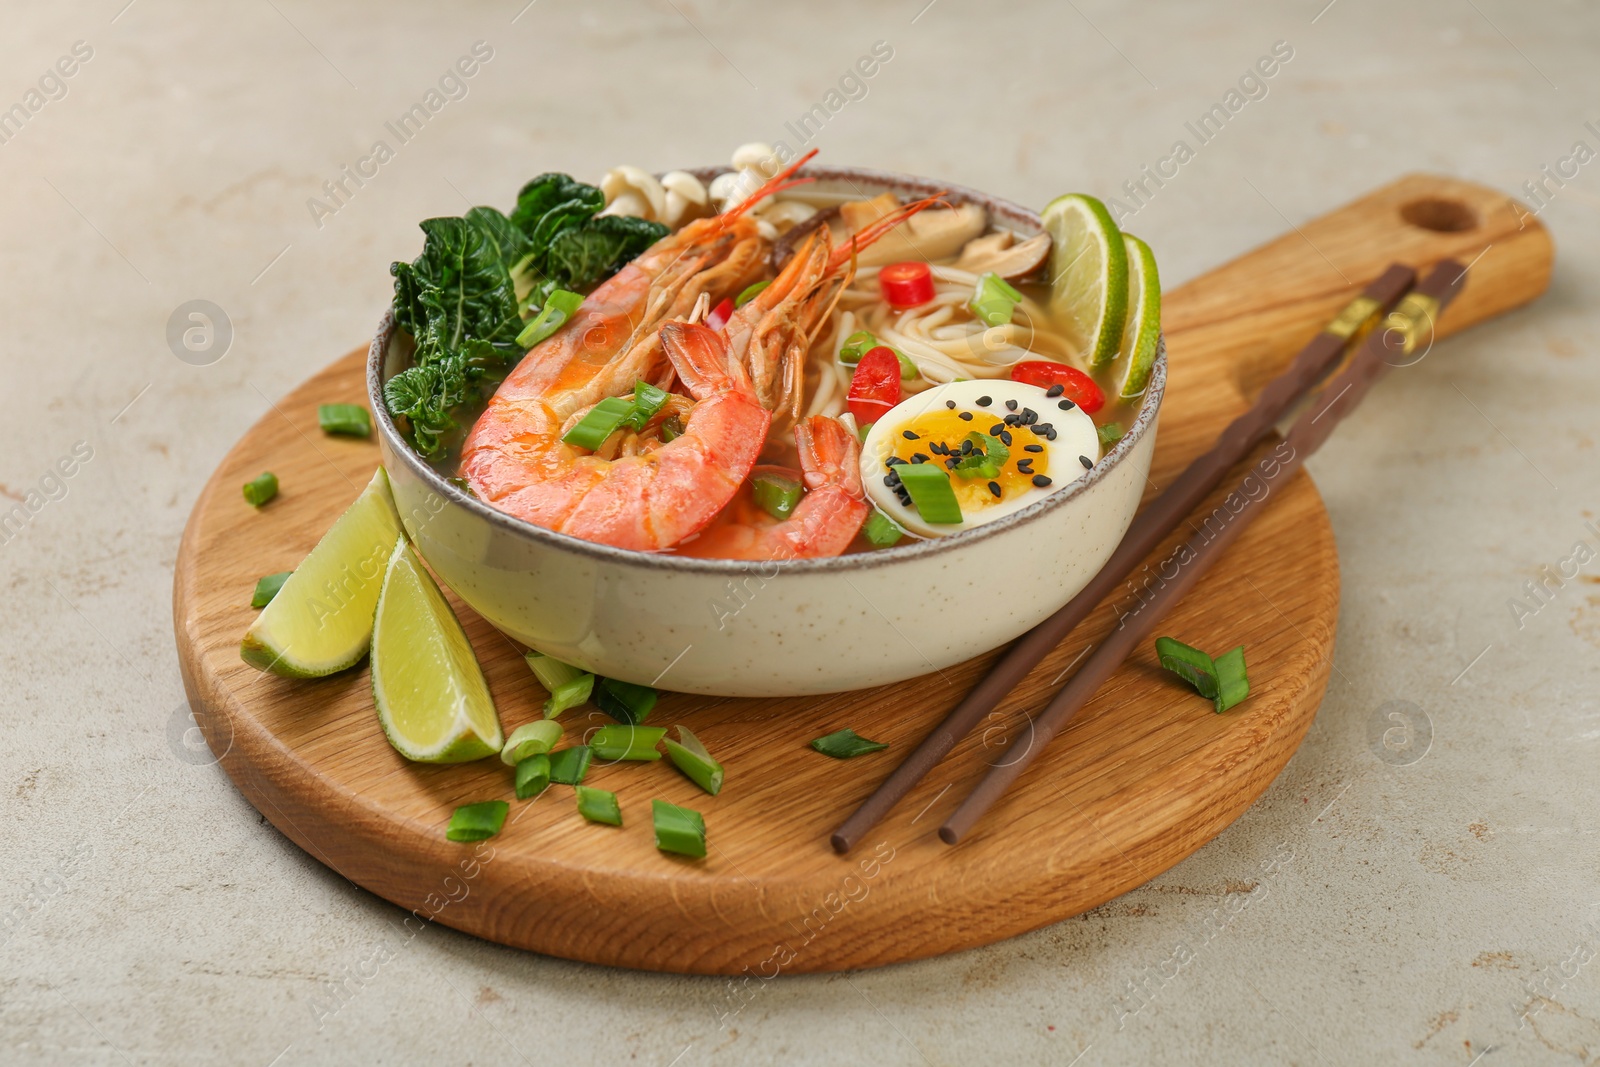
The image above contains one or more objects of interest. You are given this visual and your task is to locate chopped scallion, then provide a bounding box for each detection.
[810,728,889,759]
[735,279,772,307]
[1097,422,1125,448]
[594,678,658,725]
[547,745,592,785]
[969,272,1023,327]
[575,786,622,826]
[525,653,595,718]
[251,570,292,608]
[651,799,706,858]
[860,510,904,547]
[893,349,919,381]
[952,431,1010,480]
[660,414,686,442]
[514,754,551,800]
[622,380,669,431]
[500,720,564,766]
[894,463,963,525]
[838,329,878,366]
[561,396,635,451]
[663,725,724,795]
[317,403,371,437]
[446,801,508,842]
[242,472,278,508]
[1154,637,1219,700]
[1212,646,1249,713]
[516,288,584,348]
[752,471,803,521]
[589,724,666,761]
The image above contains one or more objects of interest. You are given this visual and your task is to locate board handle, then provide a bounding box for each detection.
[1155,174,1553,466]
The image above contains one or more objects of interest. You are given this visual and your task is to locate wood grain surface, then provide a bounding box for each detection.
[174,174,1550,974]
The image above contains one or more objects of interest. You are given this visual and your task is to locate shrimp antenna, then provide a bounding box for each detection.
[828,192,952,273]
[721,148,821,222]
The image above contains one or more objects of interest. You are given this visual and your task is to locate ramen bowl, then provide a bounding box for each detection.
[370,166,1164,697]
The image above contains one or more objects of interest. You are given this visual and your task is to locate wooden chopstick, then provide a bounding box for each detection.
[937,259,1467,844]
[830,263,1417,853]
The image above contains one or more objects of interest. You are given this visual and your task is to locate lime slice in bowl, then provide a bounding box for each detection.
[241,468,403,678]
[1041,193,1128,368]
[1117,232,1161,399]
[370,538,503,763]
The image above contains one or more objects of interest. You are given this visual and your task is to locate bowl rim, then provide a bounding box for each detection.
[367,164,1165,576]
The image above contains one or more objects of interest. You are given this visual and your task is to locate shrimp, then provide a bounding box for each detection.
[462,320,770,551]
[675,416,869,560]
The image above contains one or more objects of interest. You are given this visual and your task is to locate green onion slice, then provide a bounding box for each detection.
[893,349,919,380]
[251,570,292,608]
[514,754,551,800]
[660,414,686,442]
[622,380,670,431]
[594,678,658,725]
[663,725,724,795]
[810,728,889,759]
[525,653,595,718]
[1154,637,1219,700]
[969,272,1023,327]
[838,329,878,366]
[317,403,371,437]
[589,724,666,761]
[860,510,904,547]
[895,462,963,525]
[242,472,279,507]
[575,786,622,826]
[517,288,584,348]
[561,396,635,451]
[500,720,564,766]
[752,471,803,521]
[446,801,508,842]
[651,799,706,858]
[547,745,592,785]
[952,431,1010,480]
[1097,422,1125,448]
[735,279,772,307]
[1212,646,1249,713]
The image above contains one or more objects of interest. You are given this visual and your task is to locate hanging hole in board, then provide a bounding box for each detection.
[1400,198,1477,233]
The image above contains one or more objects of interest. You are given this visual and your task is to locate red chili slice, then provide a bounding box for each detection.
[848,346,902,426]
[879,261,936,309]
[1009,361,1106,414]
[706,297,735,332]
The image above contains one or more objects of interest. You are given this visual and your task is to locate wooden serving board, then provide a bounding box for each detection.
[175,175,1550,974]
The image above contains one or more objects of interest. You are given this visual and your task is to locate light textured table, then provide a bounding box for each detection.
[3,1,1597,1063]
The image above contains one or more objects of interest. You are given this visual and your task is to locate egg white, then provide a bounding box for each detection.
[859,379,1101,539]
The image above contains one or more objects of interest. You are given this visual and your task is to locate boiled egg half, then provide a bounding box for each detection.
[859,378,1101,539]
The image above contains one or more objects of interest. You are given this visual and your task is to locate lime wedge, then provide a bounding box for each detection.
[1117,233,1161,398]
[370,539,503,762]
[241,468,403,677]
[1041,193,1128,367]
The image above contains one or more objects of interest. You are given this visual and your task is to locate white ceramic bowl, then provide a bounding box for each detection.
[369,166,1164,697]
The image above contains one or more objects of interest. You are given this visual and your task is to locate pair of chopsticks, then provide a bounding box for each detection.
[833,259,1467,852]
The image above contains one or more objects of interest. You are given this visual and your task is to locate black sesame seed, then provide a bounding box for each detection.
[885,456,906,466]
[1078,455,1093,469]
[1046,428,1057,440]
[1045,384,1065,398]
[1023,444,1043,453]
[902,430,919,441]
[988,423,1005,435]
[987,481,1002,497]
[1016,459,1033,473]
[1032,474,1053,487]
[961,440,975,454]
[998,430,1013,445]
[946,457,960,469]
[945,400,957,409]
[883,475,898,486]
[1021,408,1037,424]
[911,452,929,464]
[976,396,992,407]
[1005,399,1019,411]
[958,411,974,422]
[1058,399,1076,411]
[1003,413,1019,426]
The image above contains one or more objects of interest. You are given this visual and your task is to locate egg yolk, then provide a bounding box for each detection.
[888,408,1049,511]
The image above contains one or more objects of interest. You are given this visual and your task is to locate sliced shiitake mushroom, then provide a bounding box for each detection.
[955,231,1052,280]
